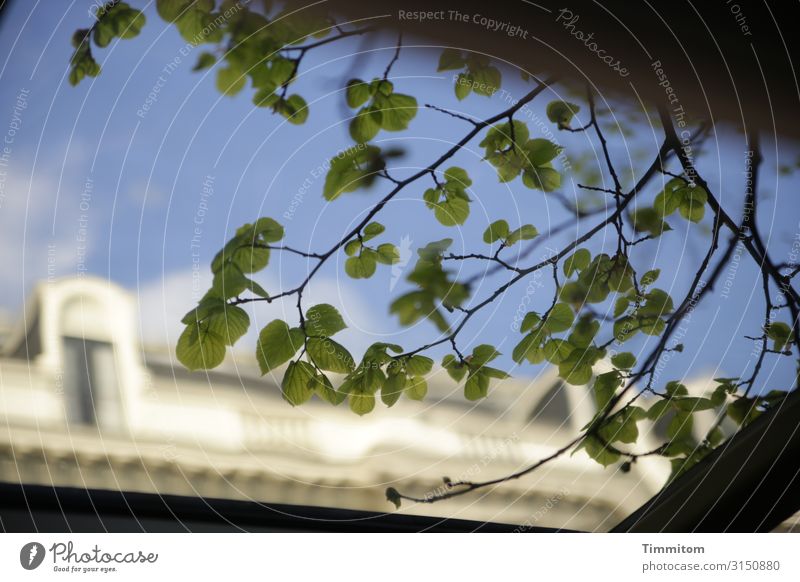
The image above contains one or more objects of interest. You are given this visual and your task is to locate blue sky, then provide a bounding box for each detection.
[1,0,798,394]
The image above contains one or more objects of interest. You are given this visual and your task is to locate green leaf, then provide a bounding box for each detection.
[542,339,574,364]
[522,166,561,192]
[442,354,467,382]
[311,371,346,406]
[667,410,694,440]
[647,399,673,420]
[193,52,216,71]
[305,304,347,337]
[483,219,509,243]
[405,376,427,400]
[630,206,672,237]
[543,303,574,333]
[362,221,385,241]
[437,48,464,71]
[593,371,622,410]
[524,139,561,166]
[580,435,620,467]
[568,317,599,348]
[156,0,191,22]
[471,65,501,96]
[766,321,793,351]
[378,92,418,131]
[464,372,490,400]
[444,167,471,185]
[563,249,591,277]
[206,304,249,346]
[349,391,375,415]
[506,224,538,245]
[434,196,470,226]
[345,78,371,108]
[678,186,707,222]
[611,352,636,370]
[405,355,433,376]
[216,66,245,96]
[546,100,581,128]
[376,243,400,265]
[639,289,674,317]
[349,107,381,142]
[277,94,309,124]
[454,73,471,100]
[344,239,361,256]
[282,361,315,405]
[520,312,541,333]
[470,344,500,367]
[345,253,377,279]
[512,331,545,364]
[385,486,402,509]
[654,179,684,217]
[558,361,593,385]
[307,338,355,373]
[256,320,305,374]
[176,323,226,371]
[665,381,689,396]
[382,372,406,407]
[323,145,385,201]
[641,269,661,286]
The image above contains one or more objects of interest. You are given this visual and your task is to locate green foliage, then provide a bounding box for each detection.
[437,49,502,99]
[343,222,399,279]
[346,78,418,143]
[423,167,472,226]
[483,220,538,246]
[559,253,634,308]
[390,239,469,332]
[83,8,794,487]
[444,345,510,401]
[70,2,146,85]
[513,304,607,386]
[256,320,304,373]
[479,121,562,190]
[546,100,581,129]
[654,178,708,223]
[323,145,387,200]
[766,321,793,351]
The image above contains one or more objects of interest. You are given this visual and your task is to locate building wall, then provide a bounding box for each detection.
[0,277,679,530]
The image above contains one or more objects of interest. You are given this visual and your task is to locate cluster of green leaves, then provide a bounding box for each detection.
[390,239,469,333]
[723,382,787,428]
[256,304,441,415]
[766,321,794,352]
[161,0,334,123]
[323,145,397,201]
[483,219,539,247]
[176,217,285,370]
[546,100,581,129]
[613,287,674,343]
[442,345,509,401]
[436,49,502,100]
[559,250,636,307]
[343,222,400,278]
[346,79,418,143]
[69,2,146,85]
[513,303,607,385]
[479,121,562,191]
[631,177,709,236]
[423,167,472,226]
